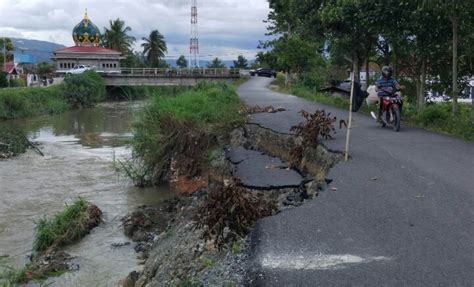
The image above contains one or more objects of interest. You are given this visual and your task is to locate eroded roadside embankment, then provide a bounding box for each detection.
[124,109,342,286]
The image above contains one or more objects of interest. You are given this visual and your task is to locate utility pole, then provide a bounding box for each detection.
[344,71,355,162]
[3,37,6,74]
[3,37,9,87]
[189,0,199,68]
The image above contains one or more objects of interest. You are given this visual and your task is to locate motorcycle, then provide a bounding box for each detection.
[370,88,402,132]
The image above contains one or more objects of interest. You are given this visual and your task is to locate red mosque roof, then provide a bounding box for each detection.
[55,46,122,54]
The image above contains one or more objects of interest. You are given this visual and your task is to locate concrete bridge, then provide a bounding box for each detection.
[102,68,241,86]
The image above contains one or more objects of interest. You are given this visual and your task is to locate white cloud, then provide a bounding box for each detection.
[0,0,272,59]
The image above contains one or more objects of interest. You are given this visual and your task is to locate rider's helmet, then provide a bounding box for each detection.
[382,66,393,79]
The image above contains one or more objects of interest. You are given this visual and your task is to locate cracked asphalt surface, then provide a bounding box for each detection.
[238,77,474,286]
[226,146,305,190]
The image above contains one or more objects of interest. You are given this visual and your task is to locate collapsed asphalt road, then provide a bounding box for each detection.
[239,77,474,286]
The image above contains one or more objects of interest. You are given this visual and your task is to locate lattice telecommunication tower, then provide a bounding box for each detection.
[189,0,199,68]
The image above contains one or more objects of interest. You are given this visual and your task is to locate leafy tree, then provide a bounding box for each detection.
[36,61,54,77]
[422,0,474,116]
[103,18,136,55]
[176,55,187,68]
[232,55,249,69]
[206,58,226,69]
[121,52,146,68]
[141,30,167,67]
[272,35,321,86]
[0,38,14,66]
[255,51,279,69]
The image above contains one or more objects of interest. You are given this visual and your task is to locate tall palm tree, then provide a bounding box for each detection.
[141,30,167,67]
[103,18,136,55]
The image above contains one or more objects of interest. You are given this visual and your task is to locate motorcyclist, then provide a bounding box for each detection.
[375,66,401,121]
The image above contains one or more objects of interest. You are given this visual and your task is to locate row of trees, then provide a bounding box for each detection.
[258,0,474,116]
[101,18,251,70]
[102,18,168,68]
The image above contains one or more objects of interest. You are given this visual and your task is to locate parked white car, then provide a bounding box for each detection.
[66,65,92,75]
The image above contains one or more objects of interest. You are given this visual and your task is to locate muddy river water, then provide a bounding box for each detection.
[0,102,172,286]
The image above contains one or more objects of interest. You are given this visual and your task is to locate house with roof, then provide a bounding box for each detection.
[0,61,20,80]
[51,10,124,74]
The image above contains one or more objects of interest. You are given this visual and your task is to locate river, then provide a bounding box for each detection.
[0,102,172,286]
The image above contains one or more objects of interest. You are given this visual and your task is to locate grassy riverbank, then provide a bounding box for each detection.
[0,71,109,120]
[0,85,67,120]
[129,82,245,186]
[274,83,474,140]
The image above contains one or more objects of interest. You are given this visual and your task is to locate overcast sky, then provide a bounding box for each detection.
[0,0,272,60]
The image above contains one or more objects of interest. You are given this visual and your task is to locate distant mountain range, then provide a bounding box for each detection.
[10,37,255,67]
[11,38,65,63]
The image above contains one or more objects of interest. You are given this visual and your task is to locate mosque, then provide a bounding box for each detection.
[51,10,124,73]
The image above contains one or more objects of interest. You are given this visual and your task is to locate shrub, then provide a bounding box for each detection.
[0,126,31,157]
[418,104,450,126]
[61,70,106,108]
[9,79,25,88]
[275,72,286,86]
[289,109,337,167]
[195,180,277,249]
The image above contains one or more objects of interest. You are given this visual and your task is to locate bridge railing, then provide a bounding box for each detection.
[117,68,240,77]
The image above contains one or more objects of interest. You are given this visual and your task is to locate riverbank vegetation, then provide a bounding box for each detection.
[0,199,102,285]
[0,85,66,120]
[61,70,106,108]
[0,71,105,120]
[257,0,474,138]
[0,126,44,158]
[128,82,244,186]
[33,198,102,252]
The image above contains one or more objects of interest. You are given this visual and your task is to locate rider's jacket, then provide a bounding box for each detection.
[376,76,398,97]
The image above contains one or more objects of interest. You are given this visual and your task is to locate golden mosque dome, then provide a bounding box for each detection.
[72,9,101,47]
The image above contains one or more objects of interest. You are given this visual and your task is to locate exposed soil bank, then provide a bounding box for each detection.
[123,121,341,286]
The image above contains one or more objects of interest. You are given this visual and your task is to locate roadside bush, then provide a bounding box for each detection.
[275,72,286,86]
[404,103,474,140]
[62,70,106,108]
[418,104,450,126]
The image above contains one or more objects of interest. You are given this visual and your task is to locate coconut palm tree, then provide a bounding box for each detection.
[141,30,167,67]
[103,18,136,55]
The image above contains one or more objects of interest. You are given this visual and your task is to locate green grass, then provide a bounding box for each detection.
[403,103,474,140]
[33,198,94,252]
[276,83,473,140]
[145,82,244,128]
[0,85,67,120]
